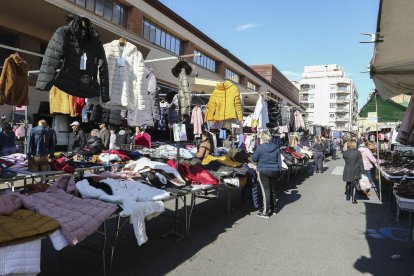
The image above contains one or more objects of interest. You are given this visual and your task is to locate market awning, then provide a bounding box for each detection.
[371,0,414,99]
[359,92,406,122]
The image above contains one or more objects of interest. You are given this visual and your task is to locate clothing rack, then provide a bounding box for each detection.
[0,43,44,58]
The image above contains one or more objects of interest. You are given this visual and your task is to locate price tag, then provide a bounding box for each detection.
[80,53,87,70]
[117,56,125,67]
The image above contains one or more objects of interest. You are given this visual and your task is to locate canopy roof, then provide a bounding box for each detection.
[371,0,414,99]
[359,92,406,122]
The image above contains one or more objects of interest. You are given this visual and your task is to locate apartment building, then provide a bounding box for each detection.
[0,0,301,121]
[299,64,358,131]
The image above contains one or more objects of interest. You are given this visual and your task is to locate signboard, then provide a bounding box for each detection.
[367,112,378,123]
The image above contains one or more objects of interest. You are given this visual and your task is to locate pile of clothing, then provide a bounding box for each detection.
[138,145,195,160]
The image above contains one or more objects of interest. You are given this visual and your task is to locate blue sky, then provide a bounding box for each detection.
[160,0,379,109]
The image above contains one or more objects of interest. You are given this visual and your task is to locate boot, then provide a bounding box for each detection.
[351,183,358,204]
[345,182,351,201]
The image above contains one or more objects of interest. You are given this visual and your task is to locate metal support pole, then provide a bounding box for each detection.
[375,92,382,202]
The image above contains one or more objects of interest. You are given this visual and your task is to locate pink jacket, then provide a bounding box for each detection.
[191,106,203,136]
[358,146,377,170]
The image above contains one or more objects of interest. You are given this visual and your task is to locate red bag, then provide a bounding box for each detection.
[167,160,218,185]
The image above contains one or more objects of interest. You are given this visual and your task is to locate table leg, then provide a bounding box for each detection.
[102,221,107,276]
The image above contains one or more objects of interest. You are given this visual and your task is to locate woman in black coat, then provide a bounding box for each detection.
[342,140,364,203]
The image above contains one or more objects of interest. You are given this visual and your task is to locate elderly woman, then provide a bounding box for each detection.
[343,140,364,203]
[311,136,324,174]
[79,129,105,156]
[252,132,282,218]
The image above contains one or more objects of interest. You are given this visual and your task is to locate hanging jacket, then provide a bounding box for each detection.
[148,72,160,121]
[103,40,145,111]
[108,109,124,126]
[252,96,269,129]
[0,54,29,107]
[191,106,203,136]
[27,126,56,157]
[35,17,110,102]
[205,81,243,122]
[178,68,192,120]
[49,86,78,116]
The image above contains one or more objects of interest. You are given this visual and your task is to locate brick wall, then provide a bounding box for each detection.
[127,7,144,35]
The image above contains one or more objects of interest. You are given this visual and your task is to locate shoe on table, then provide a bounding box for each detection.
[257,212,270,218]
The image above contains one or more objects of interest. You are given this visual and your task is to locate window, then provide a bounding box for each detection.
[309,103,314,108]
[330,103,336,108]
[330,93,336,99]
[329,113,335,118]
[193,50,216,72]
[330,84,337,89]
[73,0,128,27]
[225,68,240,83]
[309,84,315,89]
[143,18,181,55]
[308,94,314,100]
[247,81,257,91]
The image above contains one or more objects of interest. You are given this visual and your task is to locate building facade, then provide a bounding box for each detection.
[299,64,358,131]
[0,0,301,121]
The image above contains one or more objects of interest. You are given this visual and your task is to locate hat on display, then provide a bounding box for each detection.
[70,121,80,126]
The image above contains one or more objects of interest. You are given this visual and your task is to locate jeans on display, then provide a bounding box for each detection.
[28,156,49,172]
[314,151,324,172]
[257,170,279,215]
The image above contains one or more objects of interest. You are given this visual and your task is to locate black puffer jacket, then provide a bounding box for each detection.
[36,17,110,102]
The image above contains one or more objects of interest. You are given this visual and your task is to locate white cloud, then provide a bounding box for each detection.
[235,23,260,31]
[282,71,301,79]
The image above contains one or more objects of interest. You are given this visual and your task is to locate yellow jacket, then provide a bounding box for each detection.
[49,86,78,117]
[201,155,242,167]
[205,81,243,122]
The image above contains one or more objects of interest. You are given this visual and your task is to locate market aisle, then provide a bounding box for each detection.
[39,155,414,276]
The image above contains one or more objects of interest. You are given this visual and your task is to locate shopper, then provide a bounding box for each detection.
[343,140,364,204]
[251,132,282,218]
[80,129,105,156]
[135,126,151,148]
[99,123,110,149]
[108,125,117,150]
[196,132,213,160]
[330,138,339,160]
[358,141,380,185]
[0,123,16,156]
[311,136,324,174]
[70,121,86,152]
[27,119,56,172]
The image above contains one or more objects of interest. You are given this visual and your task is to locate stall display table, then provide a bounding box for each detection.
[394,193,414,244]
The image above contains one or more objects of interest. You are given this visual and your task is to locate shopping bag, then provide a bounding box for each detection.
[173,123,187,141]
[359,175,371,191]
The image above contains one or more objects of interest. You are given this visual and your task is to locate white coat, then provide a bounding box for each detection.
[103,40,145,111]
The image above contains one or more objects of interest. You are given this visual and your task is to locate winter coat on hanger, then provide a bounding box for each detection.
[205,81,243,122]
[108,109,124,126]
[167,94,179,124]
[294,111,305,130]
[147,71,160,121]
[36,17,110,102]
[0,53,29,107]
[191,106,203,136]
[103,40,145,111]
[252,95,269,129]
[172,61,192,121]
[49,86,78,117]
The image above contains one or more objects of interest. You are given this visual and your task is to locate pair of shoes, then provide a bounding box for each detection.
[352,200,358,204]
[256,212,270,218]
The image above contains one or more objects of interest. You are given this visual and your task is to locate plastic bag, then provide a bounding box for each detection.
[359,174,371,191]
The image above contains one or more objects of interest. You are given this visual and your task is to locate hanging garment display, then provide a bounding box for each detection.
[158,105,168,131]
[280,106,291,125]
[49,86,78,117]
[267,100,280,127]
[172,61,192,120]
[167,93,179,124]
[205,80,243,123]
[36,16,110,102]
[147,70,160,121]
[173,124,187,142]
[396,95,414,145]
[0,53,29,107]
[89,104,102,123]
[191,106,203,137]
[294,111,305,130]
[108,109,125,126]
[252,95,269,129]
[103,39,145,111]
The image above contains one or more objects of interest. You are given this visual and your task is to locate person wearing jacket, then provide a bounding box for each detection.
[79,129,105,156]
[27,119,56,172]
[70,121,86,152]
[343,140,364,203]
[35,15,110,103]
[196,132,213,160]
[311,136,324,174]
[358,141,380,184]
[134,126,151,148]
[99,123,110,149]
[0,123,16,156]
[330,138,339,160]
[205,81,243,123]
[251,132,282,218]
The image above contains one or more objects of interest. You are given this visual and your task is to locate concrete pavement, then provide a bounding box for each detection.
[39,155,414,276]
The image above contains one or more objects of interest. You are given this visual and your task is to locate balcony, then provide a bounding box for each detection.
[335,108,348,113]
[300,97,309,102]
[335,117,349,122]
[336,98,349,103]
[337,88,350,94]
